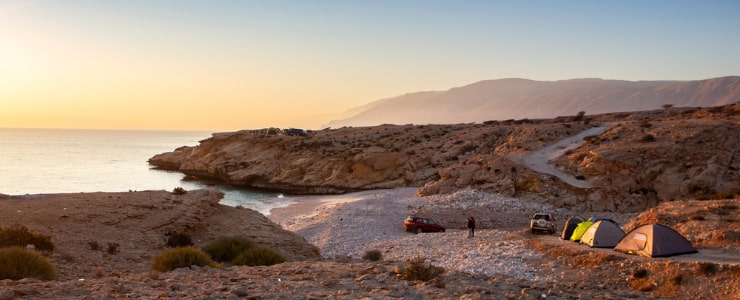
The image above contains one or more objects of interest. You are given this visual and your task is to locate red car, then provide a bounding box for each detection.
[404,216,445,234]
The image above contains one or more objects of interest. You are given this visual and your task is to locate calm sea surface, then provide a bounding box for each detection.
[0,128,290,215]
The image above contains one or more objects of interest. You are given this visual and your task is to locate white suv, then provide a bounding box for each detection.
[530,213,556,234]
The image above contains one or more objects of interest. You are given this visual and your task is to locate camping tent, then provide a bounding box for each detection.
[579,220,625,248]
[569,221,593,242]
[614,224,698,257]
[560,216,584,240]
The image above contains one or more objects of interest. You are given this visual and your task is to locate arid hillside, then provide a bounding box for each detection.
[325,76,740,128]
[0,190,319,281]
[150,103,739,213]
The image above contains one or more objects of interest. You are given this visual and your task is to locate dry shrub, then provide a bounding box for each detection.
[0,224,54,251]
[362,249,383,261]
[640,134,656,142]
[232,247,286,266]
[166,233,193,248]
[633,268,649,278]
[88,240,101,251]
[0,247,55,280]
[688,214,705,221]
[172,187,187,195]
[203,237,256,262]
[107,243,120,255]
[151,246,216,272]
[401,257,445,282]
[696,262,717,276]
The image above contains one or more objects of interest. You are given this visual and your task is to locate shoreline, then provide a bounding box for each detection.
[267,188,417,228]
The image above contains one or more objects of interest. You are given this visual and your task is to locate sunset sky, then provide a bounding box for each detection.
[1,1,739,131]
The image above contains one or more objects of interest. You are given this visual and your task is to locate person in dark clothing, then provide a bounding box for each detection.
[467,216,476,238]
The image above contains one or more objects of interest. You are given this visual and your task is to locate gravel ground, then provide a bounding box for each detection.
[271,188,568,282]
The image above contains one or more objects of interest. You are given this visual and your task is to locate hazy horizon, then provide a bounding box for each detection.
[2,1,739,131]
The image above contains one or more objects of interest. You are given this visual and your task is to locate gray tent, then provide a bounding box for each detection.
[579,220,625,248]
[614,224,697,257]
[560,216,584,240]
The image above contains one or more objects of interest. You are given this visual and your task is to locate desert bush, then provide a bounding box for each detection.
[88,241,101,251]
[633,268,649,278]
[0,224,54,251]
[670,273,683,285]
[362,249,383,261]
[167,233,194,248]
[107,243,120,254]
[696,262,717,276]
[172,187,187,195]
[0,247,55,280]
[151,246,216,272]
[573,111,586,122]
[400,257,445,282]
[232,247,286,266]
[640,134,655,142]
[688,215,705,221]
[203,237,256,262]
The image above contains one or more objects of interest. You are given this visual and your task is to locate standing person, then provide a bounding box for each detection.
[467,216,476,238]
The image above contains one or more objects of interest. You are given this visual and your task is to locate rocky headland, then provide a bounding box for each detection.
[149,103,739,213]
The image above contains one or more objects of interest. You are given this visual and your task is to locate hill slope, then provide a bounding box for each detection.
[325,76,740,128]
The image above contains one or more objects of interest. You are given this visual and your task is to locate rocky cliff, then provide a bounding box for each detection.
[150,103,740,213]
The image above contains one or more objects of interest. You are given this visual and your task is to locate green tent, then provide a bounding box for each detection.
[569,221,593,242]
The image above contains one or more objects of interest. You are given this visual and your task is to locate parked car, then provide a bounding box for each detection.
[530,213,556,234]
[403,216,445,234]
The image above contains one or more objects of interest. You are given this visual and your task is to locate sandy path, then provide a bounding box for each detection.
[511,126,610,188]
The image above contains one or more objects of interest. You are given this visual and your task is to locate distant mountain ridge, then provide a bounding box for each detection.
[325,76,740,128]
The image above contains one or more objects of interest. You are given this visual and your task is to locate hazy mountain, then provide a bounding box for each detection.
[324,76,740,128]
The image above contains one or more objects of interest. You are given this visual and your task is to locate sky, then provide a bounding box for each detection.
[1,1,739,131]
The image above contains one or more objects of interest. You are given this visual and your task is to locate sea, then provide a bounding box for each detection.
[0,128,291,215]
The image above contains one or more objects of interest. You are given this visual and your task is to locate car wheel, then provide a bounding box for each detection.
[416,227,422,234]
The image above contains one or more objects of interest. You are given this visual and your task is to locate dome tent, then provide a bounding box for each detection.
[569,221,593,242]
[614,224,697,257]
[579,220,625,248]
[560,216,584,240]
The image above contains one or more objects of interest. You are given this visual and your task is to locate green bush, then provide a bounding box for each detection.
[0,224,54,251]
[203,237,256,262]
[151,246,216,272]
[0,247,55,280]
[400,257,445,282]
[232,247,286,266]
[167,233,194,248]
[362,250,383,261]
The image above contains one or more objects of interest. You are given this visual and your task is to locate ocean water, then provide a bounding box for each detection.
[0,128,290,215]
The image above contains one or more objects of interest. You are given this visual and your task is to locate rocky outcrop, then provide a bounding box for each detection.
[150,104,740,212]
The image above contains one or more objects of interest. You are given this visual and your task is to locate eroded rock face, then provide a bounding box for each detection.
[150,104,740,212]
